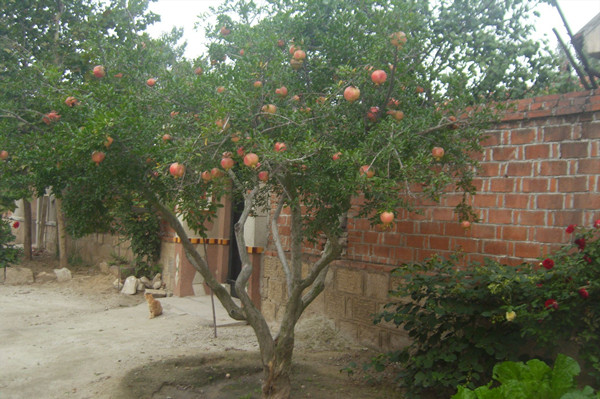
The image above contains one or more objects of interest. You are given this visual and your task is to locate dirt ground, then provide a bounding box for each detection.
[0,255,400,399]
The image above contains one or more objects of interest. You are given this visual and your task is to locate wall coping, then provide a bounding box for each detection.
[501,89,599,122]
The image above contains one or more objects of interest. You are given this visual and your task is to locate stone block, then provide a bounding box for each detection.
[144,288,167,298]
[351,298,376,323]
[53,268,72,282]
[336,268,363,295]
[365,272,390,300]
[2,267,34,285]
[35,271,56,283]
[121,276,138,295]
[267,279,285,303]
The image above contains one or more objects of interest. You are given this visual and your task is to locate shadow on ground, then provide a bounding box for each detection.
[115,350,400,399]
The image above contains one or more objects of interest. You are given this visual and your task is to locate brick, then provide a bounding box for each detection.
[518,210,547,226]
[473,194,498,207]
[511,128,536,144]
[581,123,600,139]
[480,131,502,146]
[564,91,590,98]
[501,226,528,241]
[525,144,550,159]
[373,245,391,259]
[573,193,600,209]
[558,176,588,192]
[521,178,549,193]
[538,160,568,176]
[393,246,414,262]
[493,147,517,161]
[451,237,479,253]
[543,125,572,141]
[432,208,454,221]
[556,105,584,116]
[577,159,600,174]
[490,178,516,192]
[484,240,509,255]
[536,194,564,209]
[584,103,600,112]
[470,224,496,239]
[363,231,380,244]
[504,194,530,209]
[514,242,543,258]
[488,209,513,224]
[561,142,589,158]
[382,233,402,246]
[419,222,444,235]
[535,227,567,243]
[478,163,500,177]
[506,162,533,176]
[406,235,426,249]
[528,109,553,118]
[551,210,584,227]
[502,112,525,122]
[429,236,450,250]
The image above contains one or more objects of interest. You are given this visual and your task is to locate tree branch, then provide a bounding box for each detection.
[271,196,292,296]
[143,190,245,320]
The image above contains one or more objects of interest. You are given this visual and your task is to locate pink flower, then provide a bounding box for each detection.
[12,221,19,229]
[542,258,554,270]
[579,288,589,299]
[594,219,600,229]
[575,238,586,250]
[566,224,576,234]
[544,299,558,310]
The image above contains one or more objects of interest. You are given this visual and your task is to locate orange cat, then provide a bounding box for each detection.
[144,293,163,319]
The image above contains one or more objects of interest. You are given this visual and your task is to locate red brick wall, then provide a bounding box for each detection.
[261,90,600,348]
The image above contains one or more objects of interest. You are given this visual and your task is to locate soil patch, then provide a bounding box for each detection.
[116,350,397,399]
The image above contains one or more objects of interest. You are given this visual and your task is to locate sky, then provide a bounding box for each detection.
[146,0,600,60]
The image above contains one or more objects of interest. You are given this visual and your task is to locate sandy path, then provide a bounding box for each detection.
[0,274,260,399]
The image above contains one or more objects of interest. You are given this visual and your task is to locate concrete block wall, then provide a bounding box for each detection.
[261,89,600,350]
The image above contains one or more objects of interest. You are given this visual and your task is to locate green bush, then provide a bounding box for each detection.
[0,219,21,270]
[373,222,600,398]
[452,354,598,399]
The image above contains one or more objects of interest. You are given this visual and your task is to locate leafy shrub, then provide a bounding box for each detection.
[0,219,21,270]
[373,222,600,398]
[452,354,598,399]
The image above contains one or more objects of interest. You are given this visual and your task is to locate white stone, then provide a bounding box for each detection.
[35,271,56,283]
[140,276,152,288]
[2,267,34,285]
[113,278,122,289]
[144,289,167,298]
[98,262,110,274]
[151,273,162,286]
[152,281,162,289]
[136,280,146,292]
[120,276,138,295]
[53,268,72,282]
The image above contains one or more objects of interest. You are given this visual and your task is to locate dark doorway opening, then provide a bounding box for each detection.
[227,199,244,298]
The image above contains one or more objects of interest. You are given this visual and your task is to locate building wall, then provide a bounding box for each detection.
[260,89,600,349]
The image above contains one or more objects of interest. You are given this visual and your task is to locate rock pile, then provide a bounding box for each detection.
[109,270,168,297]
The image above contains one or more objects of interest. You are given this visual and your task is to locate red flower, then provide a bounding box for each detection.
[542,258,554,270]
[594,219,600,229]
[566,224,576,234]
[575,237,586,250]
[544,299,558,310]
[12,221,19,229]
[584,255,593,264]
[536,283,543,288]
[579,288,589,299]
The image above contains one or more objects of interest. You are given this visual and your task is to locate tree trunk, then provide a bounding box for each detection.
[22,199,32,260]
[262,335,294,399]
[36,195,47,250]
[55,198,68,268]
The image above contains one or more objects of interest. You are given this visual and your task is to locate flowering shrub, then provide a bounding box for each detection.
[372,222,600,398]
[0,219,21,271]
